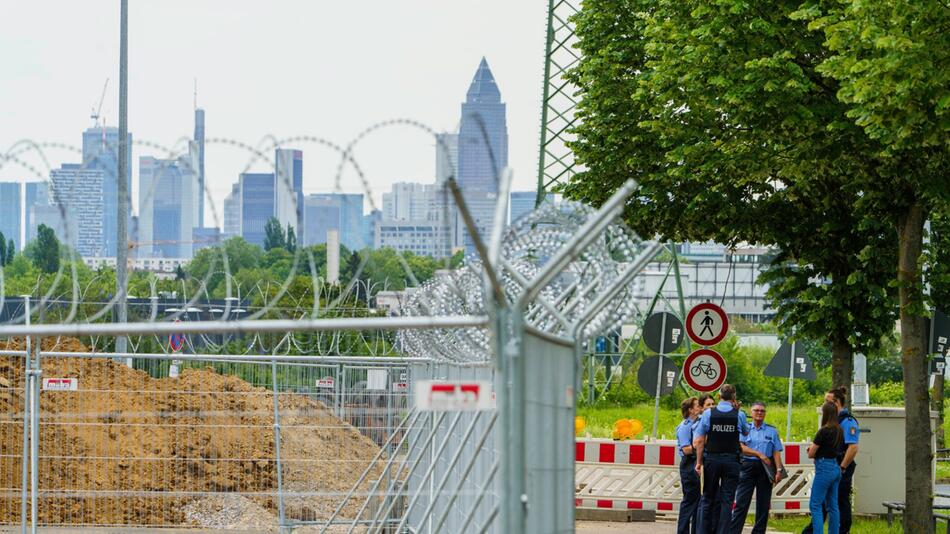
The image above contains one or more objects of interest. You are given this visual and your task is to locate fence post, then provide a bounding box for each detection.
[19,296,30,534]
[270,358,287,532]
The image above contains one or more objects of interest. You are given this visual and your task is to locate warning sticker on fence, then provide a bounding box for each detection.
[415,381,493,411]
[42,378,78,391]
[315,377,335,389]
[393,382,408,391]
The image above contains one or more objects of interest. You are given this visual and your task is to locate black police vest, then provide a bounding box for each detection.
[705,408,740,454]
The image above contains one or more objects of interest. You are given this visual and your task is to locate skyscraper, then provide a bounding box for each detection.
[509,191,551,224]
[50,163,105,257]
[240,173,276,247]
[223,182,242,239]
[302,193,364,251]
[0,183,21,251]
[24,182,49,244]
[457,58,508,193]
[275,149,303,231]
[435,132,458,185]
[194,108,206,228]
[82,126,132,257]
[455,58,508,255]
[138,143,198,258]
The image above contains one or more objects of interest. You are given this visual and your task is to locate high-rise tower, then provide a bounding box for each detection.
[82,126,132,257]
[457,58,508,193]
[455,58,508,255]
[194,108,205,228]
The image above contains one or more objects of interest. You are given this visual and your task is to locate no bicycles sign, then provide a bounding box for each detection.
[683,348,727,392]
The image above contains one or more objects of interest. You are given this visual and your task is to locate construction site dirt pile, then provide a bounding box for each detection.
[0,339,385,527]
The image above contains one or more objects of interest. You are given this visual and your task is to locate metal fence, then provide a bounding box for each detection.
[0,349,419,531]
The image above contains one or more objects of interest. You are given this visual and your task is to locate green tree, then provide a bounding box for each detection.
[285,224,297,253]
[29,224,60,274]
[797,3,950,527]
[174,265,187,281]
[263,217,285,251]
[565,0,897,392]
[6,239,14,266]
[0,231,6,265]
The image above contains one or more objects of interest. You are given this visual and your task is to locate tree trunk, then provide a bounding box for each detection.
[831,338,853,406]
[899,203,933,534]
[933,375,945,450]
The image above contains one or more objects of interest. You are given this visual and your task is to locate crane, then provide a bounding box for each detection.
[90,78,109,127]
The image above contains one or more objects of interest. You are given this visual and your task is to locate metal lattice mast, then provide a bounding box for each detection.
[536,0,582,202]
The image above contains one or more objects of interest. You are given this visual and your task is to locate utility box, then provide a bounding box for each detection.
[851,406,938,514]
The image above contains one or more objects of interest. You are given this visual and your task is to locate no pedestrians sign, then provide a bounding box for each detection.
[686,302,729,346]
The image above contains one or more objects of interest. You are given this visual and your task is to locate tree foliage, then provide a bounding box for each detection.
[28,224,60,274]
[263,217,286,251]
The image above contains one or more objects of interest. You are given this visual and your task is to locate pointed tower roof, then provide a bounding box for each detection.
[466,57,501,103]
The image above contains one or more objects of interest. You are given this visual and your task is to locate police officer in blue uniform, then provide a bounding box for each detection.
[802,386,859,534]
[729,401,784,534]
[693,384,749,534]
[676,396,703,534]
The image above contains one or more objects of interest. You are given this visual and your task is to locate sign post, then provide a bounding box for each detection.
[640,312,684,439]
[764,341,816,441]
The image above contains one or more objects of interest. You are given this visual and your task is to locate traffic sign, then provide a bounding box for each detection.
[415,381,493,411]
[930,356,946,375]
[642,312,684,354]
[686,302,729,346]
[929,309,950,355]
[315,377,335,389]
[682,348,727,392]
[764,342,817,380]
[637,355,679,396]
[168,320,185,353]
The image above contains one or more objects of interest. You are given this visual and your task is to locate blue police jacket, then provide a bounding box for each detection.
[740,421,783,461]
[840,409,860,446]
[694,400,750,439]
[676,417,698,458]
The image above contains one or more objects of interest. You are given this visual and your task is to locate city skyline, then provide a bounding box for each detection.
[0,1,546,232]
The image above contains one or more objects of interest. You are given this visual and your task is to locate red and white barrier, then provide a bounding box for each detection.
[575,439,813,514]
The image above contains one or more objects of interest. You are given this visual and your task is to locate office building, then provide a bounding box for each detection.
[457,58,508,192]
[0,183,21,251]
[302,193,364,251]
[455,58,508,254]
[435,132,458,185]
[223,183,241,239]
[49,164,105,257]
[275,148,303,231]
[82,126,132,257]
[509,191,552,224]
[193,226,222,253]
[138,143,198,258]
[377,221,452,258]
[303,196,340,248]
[194,108,206,228]
[24,182,49,244]
[362,209,381,251]
[239,173,276,247]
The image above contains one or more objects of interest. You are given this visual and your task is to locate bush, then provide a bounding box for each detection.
[870,381,904,405]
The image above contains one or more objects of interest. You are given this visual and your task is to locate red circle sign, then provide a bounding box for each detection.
[169,320,185,353]
[686,302,729,346]
[682,348,727,392]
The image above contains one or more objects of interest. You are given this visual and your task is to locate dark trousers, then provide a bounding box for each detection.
[802,462,855,534]
[700,453,740,534]
[729,460,772,534]
[678,456,701,534]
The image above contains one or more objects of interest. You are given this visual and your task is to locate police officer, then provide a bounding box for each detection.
[729,401,784,534]
[676,396,703,534]
[802,386,859,534]
[694,384,749,534]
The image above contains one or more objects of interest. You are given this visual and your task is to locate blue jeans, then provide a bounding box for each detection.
[810,458,841,533]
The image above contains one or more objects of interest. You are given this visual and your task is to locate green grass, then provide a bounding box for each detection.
[764,516,905,533]
[576,404,821,442]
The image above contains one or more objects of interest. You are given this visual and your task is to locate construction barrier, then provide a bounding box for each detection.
[575,438,814,514]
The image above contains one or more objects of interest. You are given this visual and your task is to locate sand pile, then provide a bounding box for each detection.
[0,338,386,528]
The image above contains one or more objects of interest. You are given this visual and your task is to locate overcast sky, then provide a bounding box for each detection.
[0,1,548,228]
